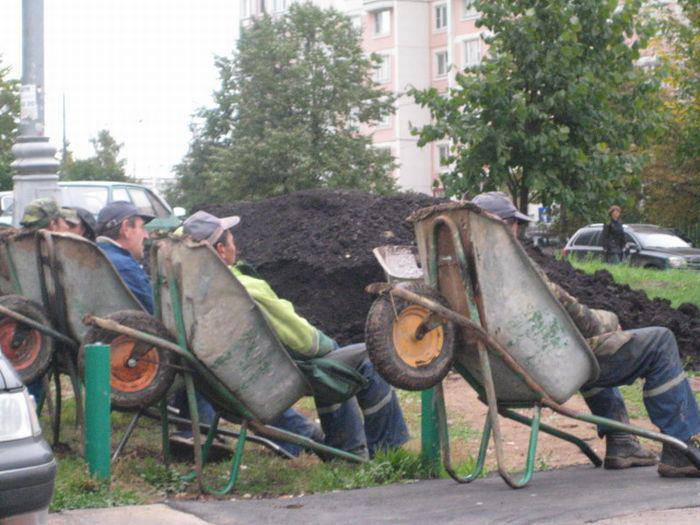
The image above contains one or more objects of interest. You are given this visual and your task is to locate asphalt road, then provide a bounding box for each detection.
[169,465,700,525]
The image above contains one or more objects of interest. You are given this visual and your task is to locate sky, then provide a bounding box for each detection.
[0,0,239,184]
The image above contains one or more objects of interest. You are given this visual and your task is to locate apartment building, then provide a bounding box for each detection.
[238,0,485,195]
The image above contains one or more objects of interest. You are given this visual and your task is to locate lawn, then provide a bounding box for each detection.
[569,258,700,308]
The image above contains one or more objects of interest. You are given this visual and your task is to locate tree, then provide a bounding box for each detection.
[60,129,131,182]
[0,57,19,191]
[411,0,662,230]
[169,2,396,208]
[641,1,700,230]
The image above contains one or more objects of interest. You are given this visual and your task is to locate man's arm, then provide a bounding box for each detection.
[545,280,620,338]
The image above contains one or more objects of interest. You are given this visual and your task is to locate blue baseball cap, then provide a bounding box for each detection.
[96,201,155,234]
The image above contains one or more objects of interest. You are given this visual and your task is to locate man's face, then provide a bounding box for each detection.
[67,222,86,237]
[119,216,149,260]
[49,217,72,233]
[215,230,237,266]
[611,209,621,221]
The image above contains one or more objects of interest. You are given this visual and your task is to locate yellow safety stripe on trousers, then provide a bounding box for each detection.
[362,391,393,417]
[580,387,605,398]
[317,403,342,415]
[643,372,687,398]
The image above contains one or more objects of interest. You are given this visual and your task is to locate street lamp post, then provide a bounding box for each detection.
[10,0,60,226]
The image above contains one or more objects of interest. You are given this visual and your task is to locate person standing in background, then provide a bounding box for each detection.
[601,205,625,264]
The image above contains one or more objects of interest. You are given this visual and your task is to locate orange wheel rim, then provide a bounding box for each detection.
[110,335,160,393]
[392,305,444,367]
[0,319,43,371]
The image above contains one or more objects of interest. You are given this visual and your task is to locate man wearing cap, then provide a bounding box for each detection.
[20,197,80,232]
[471,191,700,477]
[182,210,409,459]
[95,201,155,314]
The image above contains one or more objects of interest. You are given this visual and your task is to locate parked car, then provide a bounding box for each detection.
[563,223,700,270]
[0,181,184,226]
[0,353,56,522]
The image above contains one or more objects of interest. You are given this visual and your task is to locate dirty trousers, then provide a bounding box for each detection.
[580,327,700,441]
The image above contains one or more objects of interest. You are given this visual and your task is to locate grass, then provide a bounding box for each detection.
[45,389,485,511]
[569,258,700,308]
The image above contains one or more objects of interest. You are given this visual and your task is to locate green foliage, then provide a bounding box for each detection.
[641,1,700,228]
[60,129,132,182]
[0,56,19,191]
[168,2,396,209]
[411,0,663,231]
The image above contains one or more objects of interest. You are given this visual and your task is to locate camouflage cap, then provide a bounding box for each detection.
[60,207,81,226]
[20,198,61,229]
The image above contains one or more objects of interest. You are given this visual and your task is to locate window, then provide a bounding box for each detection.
[437,144,450,171]
[373,9,391,36]
[573,231,598,247]
[59,186,109,215]
[242,0,256,18]
[462,0,478,19]
[463,37,482,68]
[271,0,286,13]
[373,54,391,84]
[377,114,391,129]
[128,188,156,217]
[145,190,170,218]
[435,4,447,31]
[435,50,449,78]
[112,187,130,202]
[350,15,362,31]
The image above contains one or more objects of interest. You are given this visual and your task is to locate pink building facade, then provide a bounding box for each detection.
[239,0,486,195]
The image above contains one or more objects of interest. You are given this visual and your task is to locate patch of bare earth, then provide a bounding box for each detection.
[438,372,660,473]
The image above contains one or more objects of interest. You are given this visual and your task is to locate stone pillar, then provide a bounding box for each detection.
[11,0,59,226]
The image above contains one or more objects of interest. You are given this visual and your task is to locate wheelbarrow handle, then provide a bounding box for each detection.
[686,445,700,469]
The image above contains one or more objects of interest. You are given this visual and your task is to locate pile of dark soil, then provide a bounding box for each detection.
[526,246,700,369]
[197,189,699,369]
[197,189,445,344]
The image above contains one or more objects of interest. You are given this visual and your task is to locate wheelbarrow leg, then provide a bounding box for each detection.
[112,410,142,463]
[435,382,490,483]
[183,372,204,493]
[499,408,602,467]
[160,399,171,467]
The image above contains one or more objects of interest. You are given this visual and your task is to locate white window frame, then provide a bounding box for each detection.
[350,15,362,32]
[373,9,391,37]
[436,143,450,172]
[434,49,449,78]
[462,36,483,68]
[242,0,253,19]
[271,0,287,13]
[434,4,448,32]
[461,0,479,20]
[373,54,391,84]
[377,113,391,129]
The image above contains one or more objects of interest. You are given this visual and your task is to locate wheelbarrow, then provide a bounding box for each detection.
[83,235,366,494]
[365,202,700,488]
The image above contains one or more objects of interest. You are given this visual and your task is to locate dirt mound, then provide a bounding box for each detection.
[526,246,700,369]
[197,189,445,344]
[196,189,699,368]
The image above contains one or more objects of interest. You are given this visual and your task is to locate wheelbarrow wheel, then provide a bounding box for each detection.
[0,295,55,383]
[80,310,177,410]
[365,282,455,391]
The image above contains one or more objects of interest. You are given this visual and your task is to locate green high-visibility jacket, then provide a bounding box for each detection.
[230,264,335,358]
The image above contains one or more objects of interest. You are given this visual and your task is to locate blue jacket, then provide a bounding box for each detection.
[98,240,154,314]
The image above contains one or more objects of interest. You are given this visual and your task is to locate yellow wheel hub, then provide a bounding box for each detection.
[392,305,444,367]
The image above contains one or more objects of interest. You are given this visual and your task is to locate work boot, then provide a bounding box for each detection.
[658,434,700,478]
[604,434,657,469]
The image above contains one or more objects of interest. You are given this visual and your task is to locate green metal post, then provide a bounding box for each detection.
[421,387,441,476]
[84,343,111,480]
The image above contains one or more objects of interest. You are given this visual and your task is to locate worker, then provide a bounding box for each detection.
[600,205,625,263]
[471,191,700,477]
[182,210,409,459]
[66,206,97,241]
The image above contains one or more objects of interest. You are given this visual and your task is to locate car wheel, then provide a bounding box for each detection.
[80,310,177,410]
[0,295,55,383]
[365,282,455,391]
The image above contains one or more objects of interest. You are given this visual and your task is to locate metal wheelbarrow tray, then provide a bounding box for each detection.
[366,202,700,488]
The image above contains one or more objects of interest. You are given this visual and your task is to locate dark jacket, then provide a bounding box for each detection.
[98,239,154,314]
[601,219,625,255]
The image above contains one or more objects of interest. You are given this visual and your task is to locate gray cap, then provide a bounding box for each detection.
[470,192,532,222]
[183,210,240,244]
[96,201,155,234]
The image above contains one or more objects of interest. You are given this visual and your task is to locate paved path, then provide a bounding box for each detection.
[50,466,700,525]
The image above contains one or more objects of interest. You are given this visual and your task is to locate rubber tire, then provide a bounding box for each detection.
[0,295,55,383]
[365,282,455,391]
[80,310,177,410]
